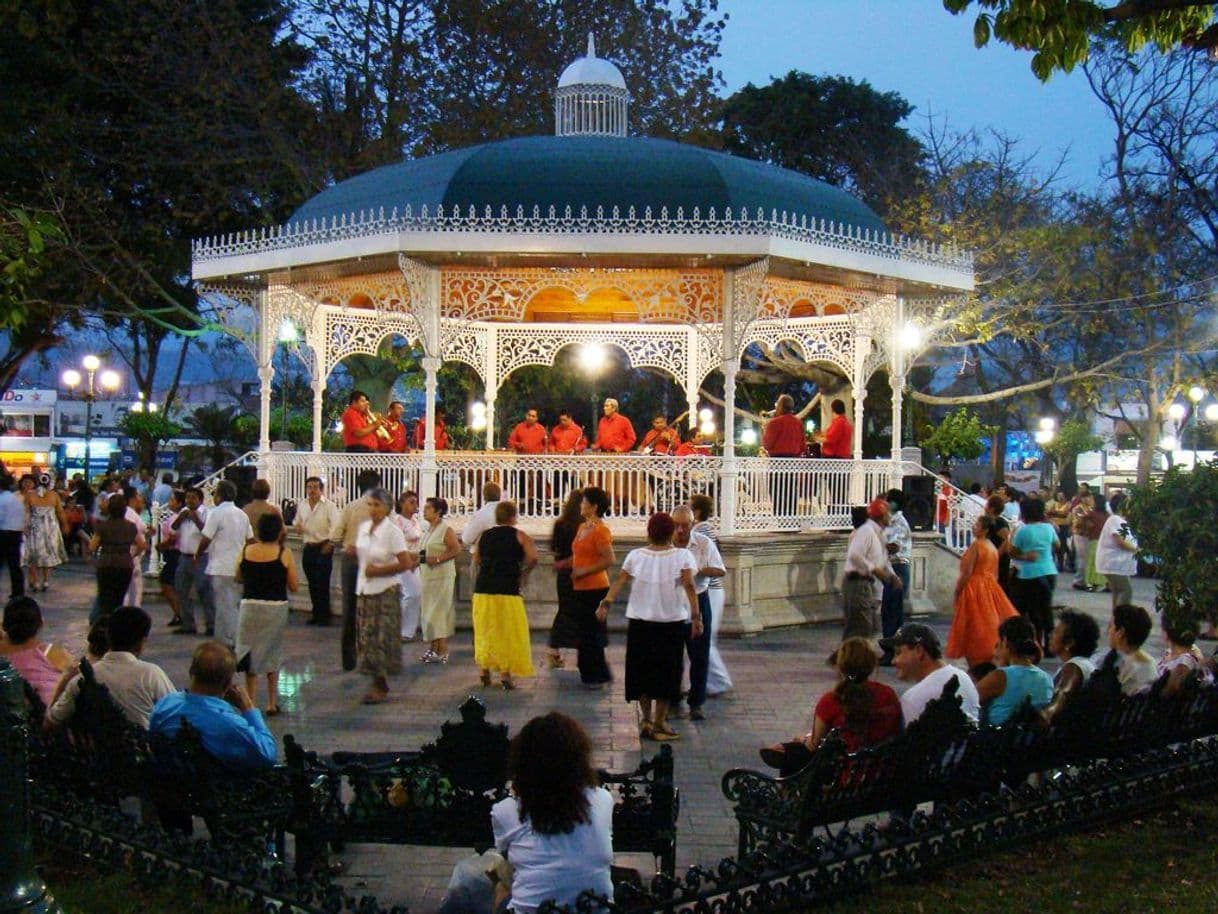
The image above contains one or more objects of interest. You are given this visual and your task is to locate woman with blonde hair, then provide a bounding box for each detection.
[760,636,902,777]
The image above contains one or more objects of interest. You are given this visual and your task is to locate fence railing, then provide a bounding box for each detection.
[256,451,907,533]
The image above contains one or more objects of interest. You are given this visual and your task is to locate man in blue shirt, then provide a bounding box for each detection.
[149,641,276,771]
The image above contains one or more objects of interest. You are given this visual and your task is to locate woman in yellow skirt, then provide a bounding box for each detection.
[471,500,538,689]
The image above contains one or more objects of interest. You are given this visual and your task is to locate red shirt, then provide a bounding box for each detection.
[639,427,678,455]
[595,414,636,452]
[379,419,407,453]
[814,681,902,752]
[762,413,805,457]
[414,419,449,450]
[341,405,374,449]
[508,421,548,454]
[550,423,586,453]
[821,414,853,458]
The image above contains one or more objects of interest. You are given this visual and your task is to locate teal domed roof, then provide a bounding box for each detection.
[289,136,887,236]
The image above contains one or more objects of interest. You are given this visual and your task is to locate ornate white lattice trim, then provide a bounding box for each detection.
[440,323,489,382]
[439,267,722,325]
[493,324,691,384]
[196,280,264,362]
[324,308,422,372]
[192,204,973,276]
[741,317,857,377]
[760,277,878,321]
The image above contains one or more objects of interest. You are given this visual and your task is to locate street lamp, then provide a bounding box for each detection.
[61,355,121,480]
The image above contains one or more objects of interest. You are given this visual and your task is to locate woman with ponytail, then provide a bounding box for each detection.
[759,636,901,777]
[977,615,1054,725]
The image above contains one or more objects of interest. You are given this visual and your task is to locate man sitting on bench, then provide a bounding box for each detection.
[149,641,276,771]
[883,623,980,724]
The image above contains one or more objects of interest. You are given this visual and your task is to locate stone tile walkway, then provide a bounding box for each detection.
[16,560,1163,913]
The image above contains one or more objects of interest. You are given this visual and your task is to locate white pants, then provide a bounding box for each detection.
[124,555,145,608]
[705,586,733,695]
[210,575,243,647]
[400,567,422,637]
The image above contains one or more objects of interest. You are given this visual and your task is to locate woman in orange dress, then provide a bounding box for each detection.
[947,514,1018,670]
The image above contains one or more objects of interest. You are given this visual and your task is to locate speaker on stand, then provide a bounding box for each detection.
[902,475,937,531]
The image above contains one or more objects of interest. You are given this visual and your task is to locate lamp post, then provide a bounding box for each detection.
[1034,417,1057,486]
[61,355,121,481]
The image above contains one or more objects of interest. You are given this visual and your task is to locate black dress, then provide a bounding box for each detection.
[548,518,581,650]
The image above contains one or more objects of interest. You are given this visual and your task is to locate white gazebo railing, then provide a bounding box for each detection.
[253,451,908,535]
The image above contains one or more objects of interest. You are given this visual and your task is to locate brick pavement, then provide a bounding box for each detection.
[14,559,1163,913]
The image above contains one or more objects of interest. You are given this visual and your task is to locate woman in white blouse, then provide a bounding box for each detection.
[597,512,701,742]
[351,488,414,705]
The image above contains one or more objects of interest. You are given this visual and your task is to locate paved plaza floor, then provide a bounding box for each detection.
[17,559,1163,913]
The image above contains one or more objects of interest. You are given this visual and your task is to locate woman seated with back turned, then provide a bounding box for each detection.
[977,616,1054,725]
[759,636,902,777]
[491,712,613,914]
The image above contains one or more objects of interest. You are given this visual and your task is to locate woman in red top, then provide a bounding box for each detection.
[759,636,901,777]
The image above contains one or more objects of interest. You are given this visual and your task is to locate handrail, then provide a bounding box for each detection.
[192,450,260,500]
[902,461,983,555]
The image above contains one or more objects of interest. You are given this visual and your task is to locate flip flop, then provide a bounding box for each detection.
[361,692,390,705]
[639,722,654,740]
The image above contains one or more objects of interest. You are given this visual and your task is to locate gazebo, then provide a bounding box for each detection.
[192,36,973,536]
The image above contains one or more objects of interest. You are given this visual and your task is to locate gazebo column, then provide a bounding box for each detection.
[484,327,499,449]
[257,364,274,453]
[889,297,906,487]
[684,327,699,432]
[719,273,739,536]
[849,329,871,504]
[310,377,325,454]
[421,356,441,499]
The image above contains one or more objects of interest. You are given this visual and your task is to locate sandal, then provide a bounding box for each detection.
[651,727,680,742]
[546,653,565,669]
[639,721,654,740]
[360,692,390,705]
[653,722,679,738]
[501,678,516,691]
[265,706,280,717]
[480,671,493,687]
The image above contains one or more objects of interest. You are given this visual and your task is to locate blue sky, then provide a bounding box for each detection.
[717,0,1115,190]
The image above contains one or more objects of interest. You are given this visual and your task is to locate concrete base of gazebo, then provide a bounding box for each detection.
[283,530,955,637]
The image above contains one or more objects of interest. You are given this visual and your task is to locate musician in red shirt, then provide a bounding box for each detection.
[762,394,805,518]
[638,415,679,455]
[594,399,636,453]
[549,412,586,454]
[413,408,449,450]
[819,399,853,459]
[378,401,408,453]
[507,409,549,454]
[341,391,382,453]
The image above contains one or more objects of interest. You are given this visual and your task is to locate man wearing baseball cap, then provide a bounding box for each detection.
[881,623,980,724]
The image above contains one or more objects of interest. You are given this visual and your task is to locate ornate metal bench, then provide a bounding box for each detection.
[286,696,679,877]
[31,660,295,850]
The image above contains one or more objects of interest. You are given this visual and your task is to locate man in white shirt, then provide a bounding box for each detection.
[173,488,211,635]
[295,475,340,626]
[838,497,901,658]
[672,505,725,721]
[1095,492,1138,609]
[883,623,980,723]
[47,606,175,729]
[0,473,26,599]
[196,481,253,649]
[461,482,502,553]
[122,486,150,608]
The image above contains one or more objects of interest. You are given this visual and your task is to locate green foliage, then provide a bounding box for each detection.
[918,408,994,462]
[1126,460,1218,629]
[718,71,924,215]
[118,409,184,472]
[182,404,248,470]
[0,206,61,330]
[942,0,1215,79]
[1043,419,1103,461]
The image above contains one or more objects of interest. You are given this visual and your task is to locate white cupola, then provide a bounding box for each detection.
[555,34,630,137]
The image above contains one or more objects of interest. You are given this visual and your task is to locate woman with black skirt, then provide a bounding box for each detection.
[546,488,584,669]
[570,487,615,688]
[597,512,700,741]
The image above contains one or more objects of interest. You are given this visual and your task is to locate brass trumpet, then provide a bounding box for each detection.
[369,410,393,441]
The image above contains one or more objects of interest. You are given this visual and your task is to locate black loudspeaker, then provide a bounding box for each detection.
[224,465,258,508]
[902,475,936,531]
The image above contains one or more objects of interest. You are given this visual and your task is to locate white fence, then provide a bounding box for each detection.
[244,451,909,534]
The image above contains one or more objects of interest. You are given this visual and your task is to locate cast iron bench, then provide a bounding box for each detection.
[285,696,679,877]
[31,659,295,850]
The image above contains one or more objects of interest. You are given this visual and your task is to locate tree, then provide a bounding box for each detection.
[1042,419,1103,493]
[118,410,183,473]
[918,408,993,464]
[182,405,249,472]
[718,72,924,216]
[294,0,727,174]
[1126,460,1218,634]
[943,0,1216,79]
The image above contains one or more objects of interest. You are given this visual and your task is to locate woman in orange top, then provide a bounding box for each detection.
[570,486,615,688]
[947,514,1018,670]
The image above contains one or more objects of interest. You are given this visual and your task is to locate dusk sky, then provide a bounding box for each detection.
[717,0,1115,191]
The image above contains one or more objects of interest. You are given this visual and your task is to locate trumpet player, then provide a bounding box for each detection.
[379,401,408,453]
[341,390,384,453]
